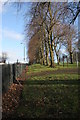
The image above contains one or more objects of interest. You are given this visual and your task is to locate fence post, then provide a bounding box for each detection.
[13,64,16,83]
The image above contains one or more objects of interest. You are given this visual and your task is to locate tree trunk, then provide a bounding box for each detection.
[42,40,46,65]
[48,34,55,67]
[70,51,73,64]
[40,40,46,65]
[43,26,50,66]
[48,2,55,67]
[45,39,50,66]
[57,55,60,65]
[50,50,54,67]
[39,48,42,64]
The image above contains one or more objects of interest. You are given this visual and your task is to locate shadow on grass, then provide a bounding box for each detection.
[24,79,80,85]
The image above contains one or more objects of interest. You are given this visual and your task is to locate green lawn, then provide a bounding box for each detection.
[10,63,80,119]
[16,84,79,118]
[27,64,58,74]
[26,63,79,80]
[27,63,78,74]
[27,74,79,80]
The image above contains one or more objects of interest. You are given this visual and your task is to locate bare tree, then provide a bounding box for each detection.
[3,1,79,66]
[62,25,77,64]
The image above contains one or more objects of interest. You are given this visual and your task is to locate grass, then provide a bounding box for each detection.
[27,64,58,74]
[26,63,79,80]
[24,79,80,85]
[16,84,79,118]
[7,63,80,119]
[55,62,78,68]
[27,63,78,74]
[27,74,79,80]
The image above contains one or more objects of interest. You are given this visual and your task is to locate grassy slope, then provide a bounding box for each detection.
[15,64,79,118]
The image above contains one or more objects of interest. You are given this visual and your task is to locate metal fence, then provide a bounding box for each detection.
[2,63,27,93]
